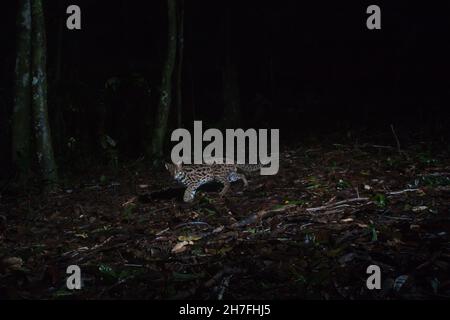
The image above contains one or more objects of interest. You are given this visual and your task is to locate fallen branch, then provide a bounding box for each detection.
[231,204,297,228]
[418,172,450,177]
[174,221,211,229]
[217,275,232,300]
[371,144,395,149]
[155,227,170,236]
[387,188,420,196]
[306,197,369,213]
[90,236,114,251]
[204,267,243,288]
[75,242,128,263]
[99,277,129,298]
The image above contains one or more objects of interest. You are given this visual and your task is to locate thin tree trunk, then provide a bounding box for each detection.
[221,5,240,128]
[222,61,241,128]
[175,0,185,128]
[52,2,65,154]
[186,7,196,122]
[11,0,32,184]
[149,0,177,164]
[54,4,63,85]
[31,0,58,187]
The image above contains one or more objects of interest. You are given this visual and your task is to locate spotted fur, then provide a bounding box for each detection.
[165,162,262,202]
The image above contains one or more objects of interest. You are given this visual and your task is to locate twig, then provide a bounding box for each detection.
[387,188,420,195]
[390,124,401,153]
[174,221,211,229]
[204,267,242,288]
[90,236,114,251]
[418,172,450,177]
[156,227,170,236]
[320,209,347,215]
[333,197,369,206]
[382,215,412,221]
[75,242,128,263]
[99,278,128,298]
[218,275,232,300]
[371,144,394,149]
[306,197,369,212]
[231,204,297,228]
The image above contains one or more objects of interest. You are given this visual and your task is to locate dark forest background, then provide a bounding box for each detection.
[0,0,449,184]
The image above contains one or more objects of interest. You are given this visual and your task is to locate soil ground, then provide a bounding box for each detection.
[1,141,449,299]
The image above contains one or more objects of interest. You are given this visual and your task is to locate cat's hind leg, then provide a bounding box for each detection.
[237,174,248,188]
[216,177,231,197]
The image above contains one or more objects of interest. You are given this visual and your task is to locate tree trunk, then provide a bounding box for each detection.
[222,61,241,128]
[54,3,63,85]
[31,0,58,187]
[51,2,65,155]
[11,0,32,184]
[149,0,177,165]
[221,5,241,128]
[175,0,185,128]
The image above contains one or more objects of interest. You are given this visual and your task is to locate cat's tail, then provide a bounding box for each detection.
[203,155,278,173]
[236,163,269,172]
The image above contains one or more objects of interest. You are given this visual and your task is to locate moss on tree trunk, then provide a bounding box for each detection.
[149,0,178,165]
[175,0,184,128]
[11,0,32,184]
[31,0,58,187]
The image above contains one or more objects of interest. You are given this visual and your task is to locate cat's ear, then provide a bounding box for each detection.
[175,161,183,170]
[164,162,170,170]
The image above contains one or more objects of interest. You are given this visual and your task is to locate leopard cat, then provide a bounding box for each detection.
[165,162,263,202]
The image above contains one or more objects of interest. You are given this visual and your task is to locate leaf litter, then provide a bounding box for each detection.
[0,143,449,299]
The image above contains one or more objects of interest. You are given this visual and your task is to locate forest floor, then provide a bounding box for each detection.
[1,141,450,299]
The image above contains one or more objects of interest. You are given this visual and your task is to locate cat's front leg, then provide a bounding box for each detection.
[217,178,231,197]
[183,186,196,202]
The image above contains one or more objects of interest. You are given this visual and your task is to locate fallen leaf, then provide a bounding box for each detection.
[2,257,23,271]
[122,197,137,207]
[357,223,368,228]
[75,233,88,239]
[213,226,224,233]
[178,235,202,242]
[172,241,190,254]
[338,253,356,265]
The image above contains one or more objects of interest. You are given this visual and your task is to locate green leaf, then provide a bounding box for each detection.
[370,226,378,242]
[336,179,350,190]
[372,194,387,208]
[99,264,117,278]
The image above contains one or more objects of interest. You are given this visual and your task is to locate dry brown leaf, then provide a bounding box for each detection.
[171,241,190,254]
[2,257,24,271]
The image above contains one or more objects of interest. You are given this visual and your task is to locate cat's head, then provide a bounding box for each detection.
[165,161,183,179]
